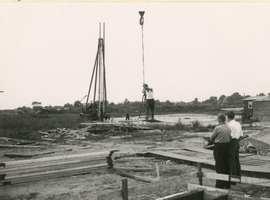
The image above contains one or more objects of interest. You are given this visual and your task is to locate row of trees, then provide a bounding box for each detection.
[9,92,268,116]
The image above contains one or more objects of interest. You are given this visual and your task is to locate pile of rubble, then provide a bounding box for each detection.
[40,128,88,140]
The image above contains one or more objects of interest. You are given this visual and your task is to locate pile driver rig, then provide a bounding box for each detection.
[82,23,108,122]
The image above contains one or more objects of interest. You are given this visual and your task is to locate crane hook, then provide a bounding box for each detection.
[139,11,145,25]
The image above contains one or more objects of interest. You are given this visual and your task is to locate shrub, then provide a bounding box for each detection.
[175,118,184,128]
[191,120,201,128]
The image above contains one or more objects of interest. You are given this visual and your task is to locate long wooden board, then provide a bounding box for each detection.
[142,119,162,123]
[203,172,270,187]
[0,156,106,173]
[1,163,107,185]
[155,190,204,200]
[146,151,270,177]
[182,147,253,157]
[0,151,110,168]
[1,159,107,177]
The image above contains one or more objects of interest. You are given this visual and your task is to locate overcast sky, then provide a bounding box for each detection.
[1,2,270,109]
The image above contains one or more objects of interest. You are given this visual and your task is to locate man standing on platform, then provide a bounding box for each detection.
[210,113,231,189]
[142,83,155,120]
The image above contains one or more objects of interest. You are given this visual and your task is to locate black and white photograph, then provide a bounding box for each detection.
[1,1,270,199]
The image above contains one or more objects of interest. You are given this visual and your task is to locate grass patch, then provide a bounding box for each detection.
[0,114,88,140]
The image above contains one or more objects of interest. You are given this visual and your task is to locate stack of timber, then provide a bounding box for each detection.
[0,151,112,185]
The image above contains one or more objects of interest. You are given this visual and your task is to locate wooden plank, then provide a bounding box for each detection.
[155,190,204,200]
[142,119,162,123]
[2,165,106,185]
[118,172,157,183]
[147,151,209,164]
[2,159,106,177]
[2,152,108,166]
[1,163,107,185]
[1,151,110,167]
[2,166,106,185]
[241,165,270,173]
[81,122,114,125]
[183,147,252,157]
[211,195,228,200]
[114,157,157,162]
[0,144,41,148]
[203,172,270,187]
[0,157,106,173]
[227,194,261,200]
[115,167,153,172]
[3,163,107,180]
[188,183,244,200]
[1,155,107,170]
[0,156,106,173]
[4,151,57,158]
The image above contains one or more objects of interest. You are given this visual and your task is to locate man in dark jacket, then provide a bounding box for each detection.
[210,113,232,189]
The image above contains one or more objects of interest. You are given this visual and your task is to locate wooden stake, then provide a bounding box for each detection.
[122,179,128,200]
[156,162,160,180]
[197,162,203,185]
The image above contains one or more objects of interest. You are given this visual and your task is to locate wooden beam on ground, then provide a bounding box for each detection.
[0,155,106,171]
[115,167,153,172]
[4,151,56,158]
[187,183,243,200]
[1,158,106,177]
[183,147,253,157]
[118,172,157,183]
[203,172,270,187]
[1,151,110,168]
[146,151,210,165]
[155,190,204,200]
[0,156,106,172]
[0,144,41,148]
[1,163,107,185]
[114,157,157,163]
[81,122,113,125]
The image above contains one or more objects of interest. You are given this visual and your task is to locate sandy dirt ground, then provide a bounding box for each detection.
[1,116,270,200]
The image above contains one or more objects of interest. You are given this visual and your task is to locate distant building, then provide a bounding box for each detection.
[252,96,270,122]
[242,96,270,122]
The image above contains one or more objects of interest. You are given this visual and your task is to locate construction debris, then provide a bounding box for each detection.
[40,128,88,140]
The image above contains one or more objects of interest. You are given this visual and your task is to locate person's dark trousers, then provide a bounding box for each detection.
[145,99,155,119]
[214,143,231,189]
[230,139,241,185]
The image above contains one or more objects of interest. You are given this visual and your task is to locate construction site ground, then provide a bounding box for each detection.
[1,116,270,200]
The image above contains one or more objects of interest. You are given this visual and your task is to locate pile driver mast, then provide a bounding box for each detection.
[84,23,108,122]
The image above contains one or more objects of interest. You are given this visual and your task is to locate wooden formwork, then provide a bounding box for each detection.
[145,149,270,178]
